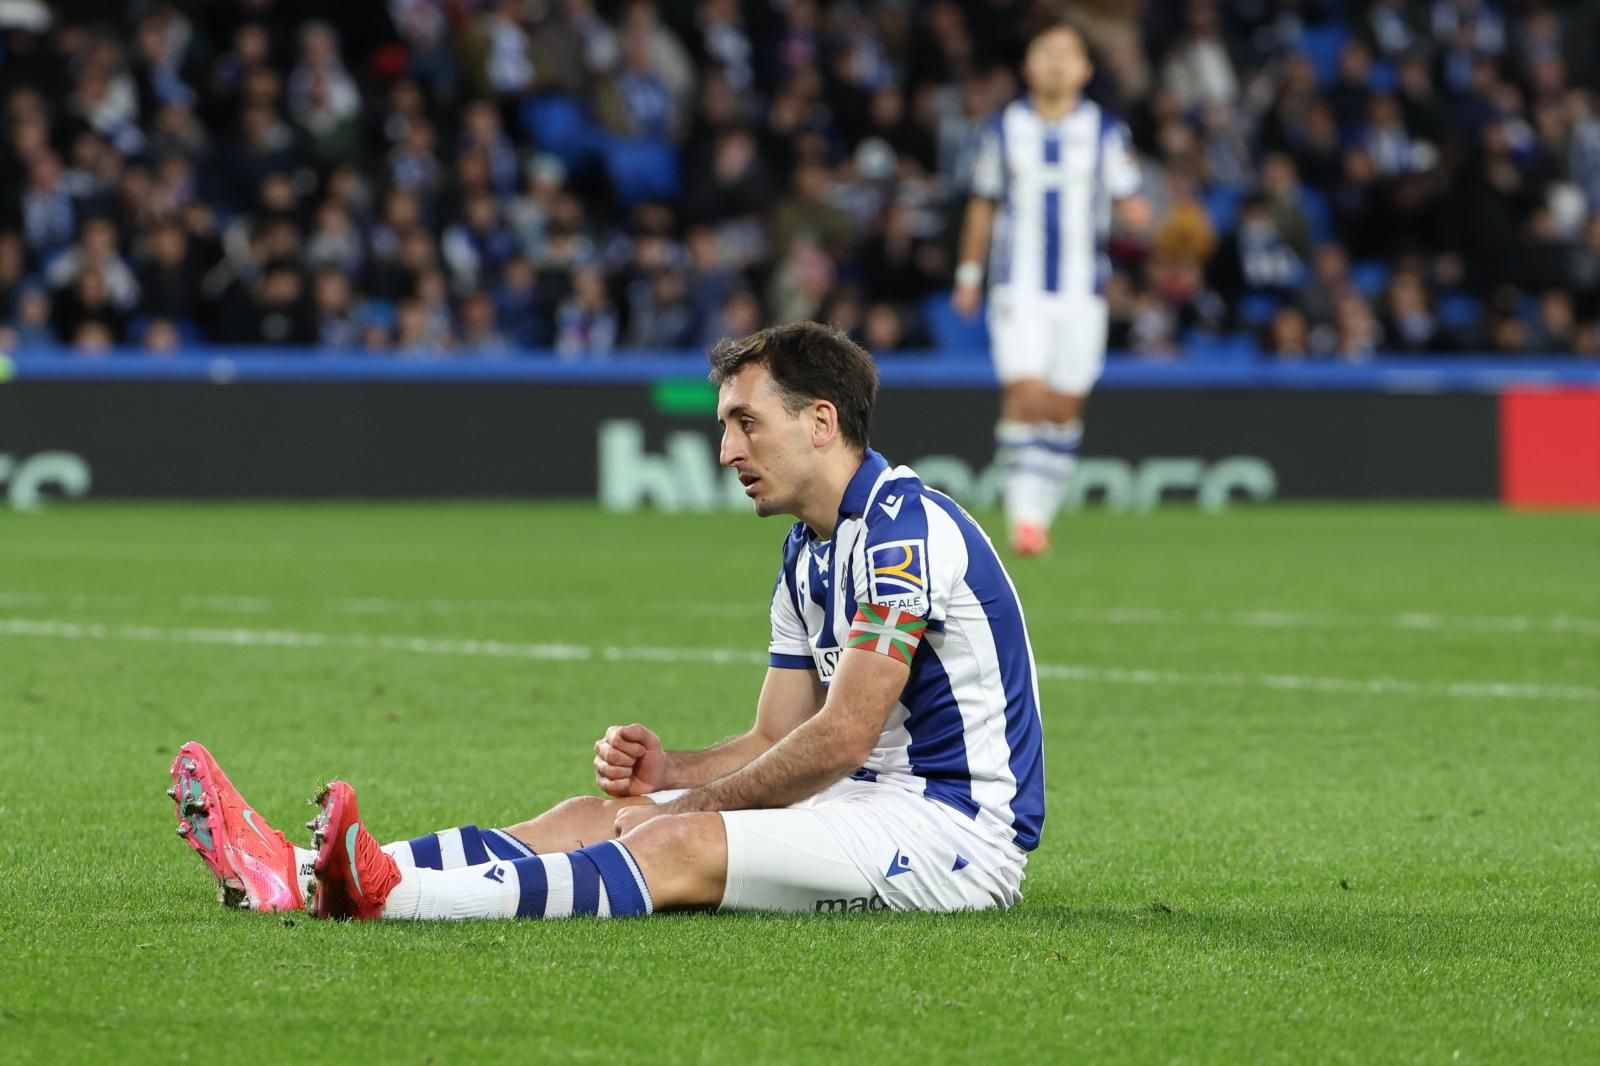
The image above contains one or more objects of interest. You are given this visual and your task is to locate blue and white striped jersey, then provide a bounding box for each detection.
[766,450,1047,852]
[971,96,1141,300]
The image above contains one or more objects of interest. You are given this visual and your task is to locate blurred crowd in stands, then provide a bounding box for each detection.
[0,0,1596,360]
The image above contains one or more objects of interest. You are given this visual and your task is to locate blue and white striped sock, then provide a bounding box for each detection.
[1031,420,1083,523]
[380,840,654,921]
[381,825,536,869]
[997,419,1054,530]
[994,419,1034,475]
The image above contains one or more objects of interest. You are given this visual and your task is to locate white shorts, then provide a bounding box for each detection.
[650,778,1026,914]
[987,291,1108,395]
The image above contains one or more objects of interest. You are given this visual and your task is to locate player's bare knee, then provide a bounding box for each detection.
[504,794,628,845]
[536,794,605,828]
[1003,381,1052,423]
[622,813,727,904]
[622,811,722,858]
[1049,393,1085,424]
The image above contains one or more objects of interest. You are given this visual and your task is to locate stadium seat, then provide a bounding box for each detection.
[1438,292,1482,331]
[1181,330,1258,361]
[1239,292,1281,327]
[1300,26,1350,88]
[601,136,681,208]
[520,95,601,170]
[1350,260,1391,299]
[922,292,990,356]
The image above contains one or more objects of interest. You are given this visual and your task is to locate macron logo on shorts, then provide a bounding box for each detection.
[885,850,913,879]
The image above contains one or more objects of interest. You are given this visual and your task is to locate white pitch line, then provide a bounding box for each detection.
[3,616,1596,705]
[2,589,1596,637]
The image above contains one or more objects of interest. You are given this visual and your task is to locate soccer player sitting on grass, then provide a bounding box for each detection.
[169,322,1046,919]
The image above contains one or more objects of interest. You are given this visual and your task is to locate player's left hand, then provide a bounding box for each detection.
[612,802,669,837]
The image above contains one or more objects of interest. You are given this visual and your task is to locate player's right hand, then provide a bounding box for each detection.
[594,723,666,797]
[951,284,983,320]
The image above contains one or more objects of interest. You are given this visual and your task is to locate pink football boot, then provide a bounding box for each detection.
[169,742,303,912]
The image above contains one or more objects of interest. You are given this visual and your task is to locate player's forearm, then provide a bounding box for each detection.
[957,198,995,276]
[670,711,869,814]
[661,731,773,790]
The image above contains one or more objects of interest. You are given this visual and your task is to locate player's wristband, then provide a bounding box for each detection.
[955,261,984,289]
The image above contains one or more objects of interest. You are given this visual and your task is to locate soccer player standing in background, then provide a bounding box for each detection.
[953,21,1151,556]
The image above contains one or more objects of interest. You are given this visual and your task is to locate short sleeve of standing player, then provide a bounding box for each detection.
[1103,120,1141,200]
[970,121,1005,200]
[847,488,966,665]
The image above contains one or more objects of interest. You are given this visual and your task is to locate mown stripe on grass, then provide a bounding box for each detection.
[3,616,1595,704]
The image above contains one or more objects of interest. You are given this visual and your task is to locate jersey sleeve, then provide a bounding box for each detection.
[1103,120,1141,200]
[846,486,968,665]
[970,119,1005,200]
[768,533,813,670]
[849,484,965,627]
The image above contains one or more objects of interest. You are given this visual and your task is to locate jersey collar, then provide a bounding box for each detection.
[837,448,890,521]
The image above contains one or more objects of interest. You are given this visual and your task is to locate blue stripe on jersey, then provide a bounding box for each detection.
[901,644,980,821]
[513,855,548,917]
[991,112,1009,205]
[808,547,828,608]
[569,851,601,916]
[817,545,841,657]
[1043,133,1061,294]
[460,825,489,866]
[780,527,806,621]
[927,492,1045,850]
[769,652,813,670]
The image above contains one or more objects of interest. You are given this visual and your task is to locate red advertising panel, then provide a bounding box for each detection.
[1500,390,1600,508]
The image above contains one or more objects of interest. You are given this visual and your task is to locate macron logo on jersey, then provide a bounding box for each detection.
[868,539,928,616]
[878,494,904,521]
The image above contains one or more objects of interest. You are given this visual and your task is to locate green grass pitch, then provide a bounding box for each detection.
[1,502,1596,1064]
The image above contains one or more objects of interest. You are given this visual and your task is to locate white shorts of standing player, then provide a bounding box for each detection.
[988,292,1109,394]
[987,292,1107,552]
[648,777,1026,914]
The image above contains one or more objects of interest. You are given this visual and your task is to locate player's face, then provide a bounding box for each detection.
[717,365,821,519]
[1024,28,1091,98]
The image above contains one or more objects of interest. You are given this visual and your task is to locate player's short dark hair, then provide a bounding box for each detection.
[707,321,878,451]
[1028,16,1090,54]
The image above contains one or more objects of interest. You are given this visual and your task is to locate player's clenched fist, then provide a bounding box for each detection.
[593,722,666,797]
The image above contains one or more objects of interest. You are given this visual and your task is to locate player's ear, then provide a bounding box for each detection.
[810,400,840,448]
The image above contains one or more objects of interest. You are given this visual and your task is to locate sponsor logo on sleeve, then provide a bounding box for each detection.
[867,539,928,616]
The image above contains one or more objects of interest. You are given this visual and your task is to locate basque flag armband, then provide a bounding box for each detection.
[847,602,928,665]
